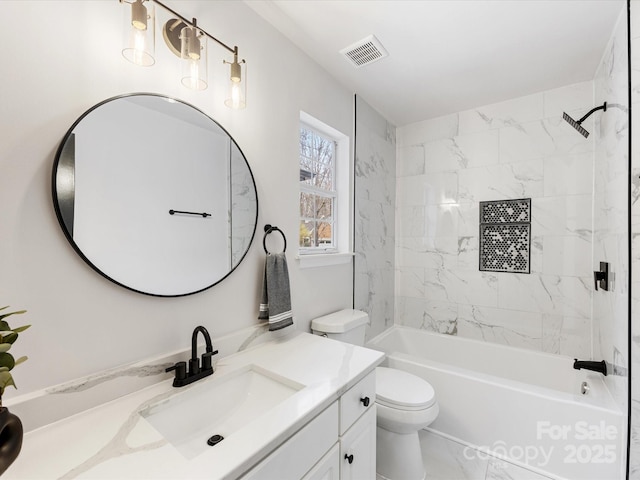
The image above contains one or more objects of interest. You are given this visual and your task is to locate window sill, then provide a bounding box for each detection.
[296,252,354,269]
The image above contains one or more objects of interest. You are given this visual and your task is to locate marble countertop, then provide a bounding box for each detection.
[6,331,384,479]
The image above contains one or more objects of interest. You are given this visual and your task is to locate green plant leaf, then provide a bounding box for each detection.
[0,353,15,371]
[0,371,15,393]
[0,332,18,345]
[0,306,29,394]
[13,356,27,367]
[0,310,26,324]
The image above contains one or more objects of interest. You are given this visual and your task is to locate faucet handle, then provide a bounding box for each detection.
[165,361,187,382]
[202,350,219,371]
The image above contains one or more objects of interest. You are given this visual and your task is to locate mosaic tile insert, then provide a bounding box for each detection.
[479,199,531,274]
[480,199,531,223]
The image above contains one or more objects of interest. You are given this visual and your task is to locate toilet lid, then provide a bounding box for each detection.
[375,367,436,410]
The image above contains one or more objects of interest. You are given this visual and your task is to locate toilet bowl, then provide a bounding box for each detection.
[311,310,439,480]
[375,367,438,480]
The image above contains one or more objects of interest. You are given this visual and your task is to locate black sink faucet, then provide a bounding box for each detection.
[166,326,219,387]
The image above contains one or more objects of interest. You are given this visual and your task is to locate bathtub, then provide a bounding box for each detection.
[367,326,625,480]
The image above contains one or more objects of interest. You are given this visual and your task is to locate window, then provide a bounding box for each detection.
[297,111,352,267]
[299,125,337,252]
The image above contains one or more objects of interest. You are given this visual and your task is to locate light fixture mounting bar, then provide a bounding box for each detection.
[153,0,237,55]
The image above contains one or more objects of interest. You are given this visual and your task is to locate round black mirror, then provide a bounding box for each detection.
[53,94,258,296]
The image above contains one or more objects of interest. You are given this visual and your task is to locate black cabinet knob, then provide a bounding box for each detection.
[360,396,370,407]
[344,454,354,464]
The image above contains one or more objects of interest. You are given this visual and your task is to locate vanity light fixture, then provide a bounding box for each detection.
[179,20,208,90]
[224,50,246,109]
[121,0,155,66]
[119,0,247,109]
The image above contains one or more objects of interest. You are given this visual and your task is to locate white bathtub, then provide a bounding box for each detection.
[367,326,625,480]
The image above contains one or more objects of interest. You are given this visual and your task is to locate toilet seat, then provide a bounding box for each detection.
[375,367,436,411]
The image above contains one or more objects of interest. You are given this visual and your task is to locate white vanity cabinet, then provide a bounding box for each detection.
[302,445,340,480]
[241,403,338,479]
[243,371,376,480]
[338,371,376,480]
[339,407,376,480]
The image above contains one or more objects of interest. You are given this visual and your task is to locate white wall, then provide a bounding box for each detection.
[0,0,354,396]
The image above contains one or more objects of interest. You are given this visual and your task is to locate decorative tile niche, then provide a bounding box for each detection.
[479,198,531,274]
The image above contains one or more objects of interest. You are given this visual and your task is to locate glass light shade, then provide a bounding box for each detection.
[224,60,246,109]
[122,0,155,66]
[180,26,207,90]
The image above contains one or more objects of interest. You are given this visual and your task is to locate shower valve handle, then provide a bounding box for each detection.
[593,262,609,291]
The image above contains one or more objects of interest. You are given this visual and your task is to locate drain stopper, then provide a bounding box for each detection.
[207,434,224,446]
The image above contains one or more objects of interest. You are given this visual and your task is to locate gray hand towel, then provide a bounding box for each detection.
[258,253,294,331]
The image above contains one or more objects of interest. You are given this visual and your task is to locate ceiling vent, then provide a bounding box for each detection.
[340,35,388,68]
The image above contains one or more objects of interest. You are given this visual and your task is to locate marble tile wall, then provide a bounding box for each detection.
[396,81,597,358]
[592,8,630,441]
[630,1,640,478]
[354,96,397,341]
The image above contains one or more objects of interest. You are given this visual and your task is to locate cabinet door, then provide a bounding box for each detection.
[340,406,376,480]
[302,444,340,480]
[242,402,338,480]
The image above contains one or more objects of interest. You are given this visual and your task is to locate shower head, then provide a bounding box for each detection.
[562,112,590,138]
[562,102,607,139]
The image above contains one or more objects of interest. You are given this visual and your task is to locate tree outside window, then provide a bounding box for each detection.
[299,126,337,251]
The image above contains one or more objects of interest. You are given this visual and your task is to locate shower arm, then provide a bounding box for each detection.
[576,102,607,124]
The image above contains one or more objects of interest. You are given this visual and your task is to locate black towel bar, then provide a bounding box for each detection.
[169,209,211,218]
[263,224,287,254]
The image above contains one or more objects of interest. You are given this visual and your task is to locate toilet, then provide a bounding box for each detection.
[311,309,438,480]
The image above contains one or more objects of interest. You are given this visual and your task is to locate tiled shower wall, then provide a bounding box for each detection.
[354,95,396,341]
[630,1,640,477]
[395,82,597,358]
[593,8,629,429]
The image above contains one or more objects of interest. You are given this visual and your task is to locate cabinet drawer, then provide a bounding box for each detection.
[339,370,375,435]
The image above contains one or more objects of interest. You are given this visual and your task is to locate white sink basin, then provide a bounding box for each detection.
[140,365,304,459]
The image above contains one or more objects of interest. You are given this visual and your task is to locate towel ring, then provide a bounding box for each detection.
[263,224,287,254]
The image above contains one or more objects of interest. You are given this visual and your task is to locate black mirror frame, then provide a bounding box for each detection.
[51,93,258,297]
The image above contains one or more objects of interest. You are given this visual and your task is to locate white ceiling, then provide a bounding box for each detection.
[245,0,625,127]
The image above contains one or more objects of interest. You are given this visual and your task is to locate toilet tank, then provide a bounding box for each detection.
[311,309,369,346]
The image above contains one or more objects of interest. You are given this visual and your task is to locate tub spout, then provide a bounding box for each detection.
[573,359,607,376]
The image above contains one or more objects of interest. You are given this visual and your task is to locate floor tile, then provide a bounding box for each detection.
[419,430,488,480]
[486,458,554,480]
